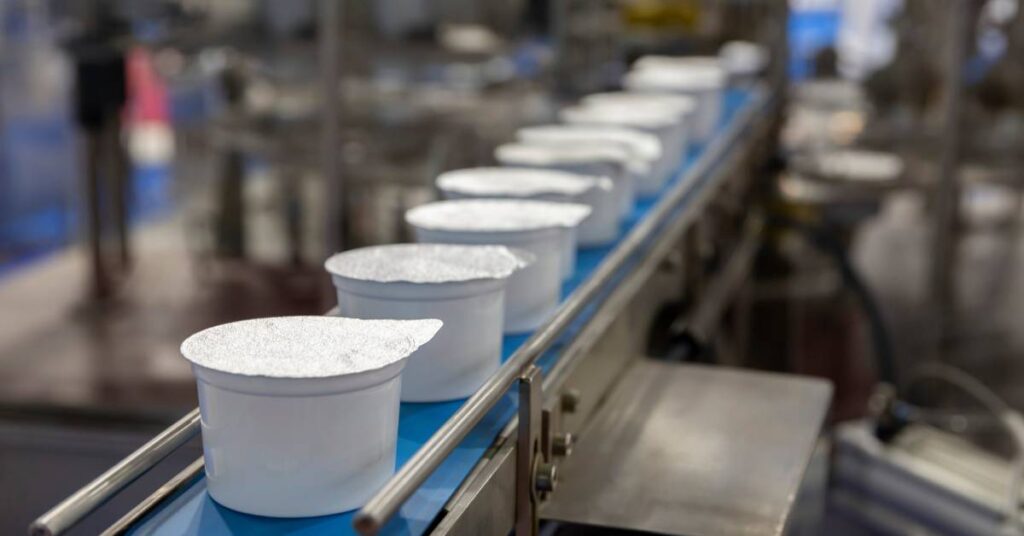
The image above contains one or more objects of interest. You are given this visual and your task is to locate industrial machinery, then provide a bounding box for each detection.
[29,67,836,536]
[20,1,1024,536]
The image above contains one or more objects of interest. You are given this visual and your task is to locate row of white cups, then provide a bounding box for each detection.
[178,44,767,518]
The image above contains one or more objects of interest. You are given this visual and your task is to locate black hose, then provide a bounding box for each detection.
[770,214,899,387]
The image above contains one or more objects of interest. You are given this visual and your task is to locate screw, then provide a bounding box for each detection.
[535,462,558,493]
[552,433,574,457]
[561,389,581,414]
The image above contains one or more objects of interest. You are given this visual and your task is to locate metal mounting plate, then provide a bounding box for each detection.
[542,361,832,536]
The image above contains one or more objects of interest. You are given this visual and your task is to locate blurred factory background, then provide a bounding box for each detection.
[4,0,1024,535]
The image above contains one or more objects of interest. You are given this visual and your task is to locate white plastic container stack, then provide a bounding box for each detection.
[325,244,529,402]
[494,142,638,218]
[515,124,670,197]
[624,58,727,143]
[406,199,590,332]
[180,316,442,517]
[436,167,619,246]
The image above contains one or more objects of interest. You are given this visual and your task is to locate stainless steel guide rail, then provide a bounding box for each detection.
[28,87,770,536]
[29,409,201,536]
[353,87,770,534]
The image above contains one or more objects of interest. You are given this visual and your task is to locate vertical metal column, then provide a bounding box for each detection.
[319,0,344,254]
[929,0,969,355]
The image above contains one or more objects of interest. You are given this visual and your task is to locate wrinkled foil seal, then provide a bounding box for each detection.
[518,124,664,161]
[581,93,696,122]
[496,142,634,167]
[437,167,608,198]
[406,199,592,232]
[181,316,442,378]
[325,243,533,284]
[560,104,680,128]
[623,62,727,91]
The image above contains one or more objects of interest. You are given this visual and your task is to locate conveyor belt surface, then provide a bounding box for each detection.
[122,88,759,536]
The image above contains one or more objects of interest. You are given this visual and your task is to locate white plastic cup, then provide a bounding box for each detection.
[406,200,589,333]
[326,245,527,401]
[719,41,769,84]
[436,167,620,247]
[575,95,695,187]
[557,105,683,195]
[181,317,441,517]
[515,124,671,197]
[412,227,562,333]
[494,142,635,218]
[624,60,726,143]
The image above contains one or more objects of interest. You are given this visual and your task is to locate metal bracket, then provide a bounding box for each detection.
[516,365,554,536]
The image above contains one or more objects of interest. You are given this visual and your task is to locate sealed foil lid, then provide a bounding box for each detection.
[437,167,612,198]
[559,104,679,129]
[495,141,634,170]
[634,55,723,72]
[719,41,768,76]
[516,124,663,162]
[581,93,696,119]
[624,61,727,91]
[325,243,533,284]
[181,316,443,378]
[406,199,592,233]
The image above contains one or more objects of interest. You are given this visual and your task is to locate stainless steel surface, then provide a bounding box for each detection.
[29,409,201,536]
[101,458,205,536]
[543,362,832,536]
[354,87,770,534]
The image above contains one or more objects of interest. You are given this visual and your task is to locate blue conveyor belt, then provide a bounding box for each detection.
[126,88,757,536]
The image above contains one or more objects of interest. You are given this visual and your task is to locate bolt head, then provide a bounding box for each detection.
[561,389,581,413]
[535,462,558,493]
[552,433,574,457]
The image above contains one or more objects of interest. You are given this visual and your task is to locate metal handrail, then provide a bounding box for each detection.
[353,87,769,534]
[29,408,201,536]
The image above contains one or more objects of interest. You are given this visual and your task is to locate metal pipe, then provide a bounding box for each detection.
[101,458,205,536]
[928,0,968,353]
[29,409,201,536]
[354,88,770,534]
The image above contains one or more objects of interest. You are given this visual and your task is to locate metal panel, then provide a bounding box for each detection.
[543,362,832,536]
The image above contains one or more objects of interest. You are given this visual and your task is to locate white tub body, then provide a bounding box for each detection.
[623,77,723,144]
[332,278,505,401]
[413,226,563,333]
[559,227,578,279]
[439,188,618,250]
[689,88,722,143]
[576,185,620,246]
[625,86,717,144]
[552,121,667,200]
[193,362,404,517]
[538,161,633,219]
